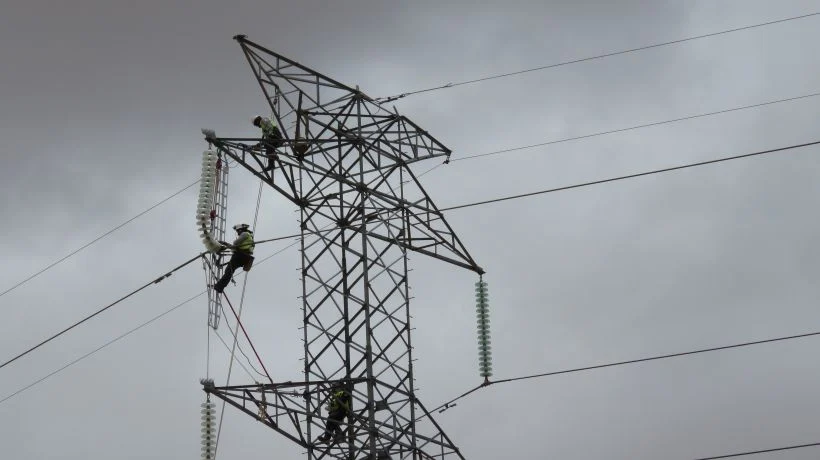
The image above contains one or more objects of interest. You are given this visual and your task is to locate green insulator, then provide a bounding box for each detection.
[201,400,216,460]
[475,279,492,379]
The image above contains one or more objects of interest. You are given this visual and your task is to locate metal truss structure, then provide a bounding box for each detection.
[203,35,483,460]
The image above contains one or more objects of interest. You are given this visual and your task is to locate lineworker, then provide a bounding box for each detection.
[316,384,352,444]
[213,223,255,293]
[252,115,283,171]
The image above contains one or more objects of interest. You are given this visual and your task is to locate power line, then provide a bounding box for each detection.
[0,291,204,405]
[7,139,814,372]
[493,330,820,385]
[694,441,820,459]
[439,140,820,212]
[8,89,815,304]
[0,252,204,370]
[428,329,820,417]
[453,92,820,162]
[0,179,200,301]
[411,91,820,181]
[254,232,303,245]
[376,12,820,103]
[0,238,302,406]
[7,10,818,302]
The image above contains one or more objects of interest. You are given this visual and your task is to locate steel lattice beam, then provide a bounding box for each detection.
[203,35,481,460]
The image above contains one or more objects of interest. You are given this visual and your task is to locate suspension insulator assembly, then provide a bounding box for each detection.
[201,400,216,459]
[197,150,222,252]
[475,279,492,379]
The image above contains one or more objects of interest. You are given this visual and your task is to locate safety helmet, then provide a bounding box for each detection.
[252,116,263,127]
[233,223,250,232]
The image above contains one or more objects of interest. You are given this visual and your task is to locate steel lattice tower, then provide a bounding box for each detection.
[203,35,483,460]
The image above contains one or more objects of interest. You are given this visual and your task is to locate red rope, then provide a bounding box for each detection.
[221,292,274,384]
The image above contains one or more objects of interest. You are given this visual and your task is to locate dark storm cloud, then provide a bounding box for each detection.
[2,1,820,459]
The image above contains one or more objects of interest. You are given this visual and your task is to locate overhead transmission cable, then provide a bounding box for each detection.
[2,230,306,373]
[426,329,820,417]
[0,252,205,370]
[408,90,820,180]
[0,296,260,407]
[0,237,302,406]
[0,179,200,300]
[375,12,820,103]
[693,441,820,459]
[7,11,820,301]
[453,93,820,162]
[6,139,816,373]
[0,291,204,405]
[6,89,815,302]
[439,140,820,212]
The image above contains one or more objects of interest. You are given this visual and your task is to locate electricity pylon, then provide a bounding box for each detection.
[203,35,483,460]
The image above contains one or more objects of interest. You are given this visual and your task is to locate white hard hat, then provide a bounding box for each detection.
[233,223,250,231]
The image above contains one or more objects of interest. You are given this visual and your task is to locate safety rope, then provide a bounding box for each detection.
[212,329,261,381]
[214,181,264,459]
[221,292,274,384]
[214,309,268,380]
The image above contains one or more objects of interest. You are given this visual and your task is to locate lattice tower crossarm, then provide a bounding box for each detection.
[203,35,483,460]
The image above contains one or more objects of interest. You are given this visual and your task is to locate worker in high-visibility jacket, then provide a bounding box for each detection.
[214,223,255,293]
[252,115,283,171]
[316,384,352,443]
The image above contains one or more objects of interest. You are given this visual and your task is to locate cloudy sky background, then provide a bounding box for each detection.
[2,1,820,458]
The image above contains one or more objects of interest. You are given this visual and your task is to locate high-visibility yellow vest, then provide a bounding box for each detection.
[327,390,350,412]
[259,118,281,140]
[235,231,254,254]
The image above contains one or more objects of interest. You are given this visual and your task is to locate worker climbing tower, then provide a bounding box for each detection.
[202,35,484,459]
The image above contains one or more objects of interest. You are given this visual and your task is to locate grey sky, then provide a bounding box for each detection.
[2,1,820,459]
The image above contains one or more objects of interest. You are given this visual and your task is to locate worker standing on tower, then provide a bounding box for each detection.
[214,223,255,293]
[252,115,283,171]
[316,384,352,444]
